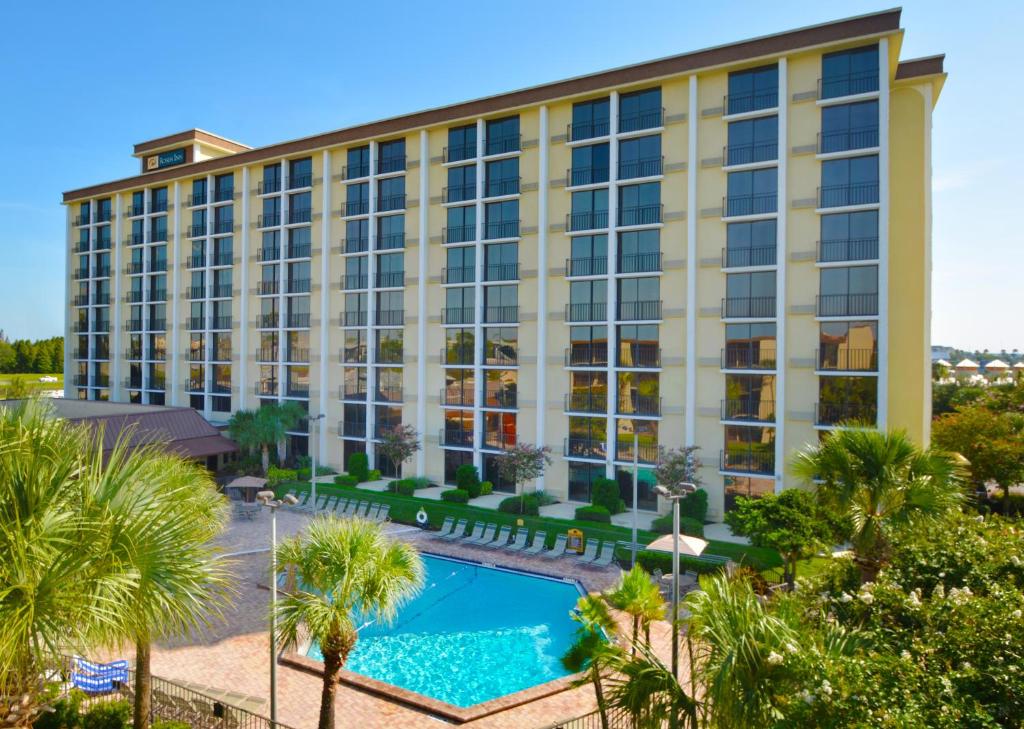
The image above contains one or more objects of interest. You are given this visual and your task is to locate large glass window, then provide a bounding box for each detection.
[722,426,775,475]
[288,157,312,189]
[446,124,477,163]
[726,116,778,166]
[345,219,368,252]
[568,325,608,367]
[819,321,877,371]
[726,169,777,217]
[724,322,777,369]
[569,234,608,277]
[725,272,776,318]
[377,139,406,174]
[568,463,605,503]
[485,158,519,197]
[346,146,370,179]
[445,165,475,203]
[619,88,662,133]
[345,182,369,216]
[444,328,475,365]
[570,143,610,186]
[485,117,520,155]
[571,97,610,141]
[727,64,779,114]
[483,285,517,323]
[617,229,660,274]
[484,327,517,366]
[618,324,659,367]
[821,100,879,153]
[376,251,404,288]
[484,242,518,282]
[445,206,476,243]
[820,155,879,207]
[723,373,776,422]
[570,189,609,231]
[617,277,660,321]
[444,246,475,284]
[444,287,474,325]
[484,200,518,239]
[818,265,878,317]
[725,219,777,268]
[618,135,662,179]
[819,210,879,262]
[618,182,661,226]
[569,280,607,322]
[261,164,281,194]
[817,376,877,425]
[821,44,879,99]
[377,214,405,250]
[377,177,405,212]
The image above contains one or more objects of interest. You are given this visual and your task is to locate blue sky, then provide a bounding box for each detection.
[0,1,1018,351]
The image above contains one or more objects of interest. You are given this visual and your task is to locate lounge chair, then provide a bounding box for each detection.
[376,504,391,522]
[355,501,370,518]
[323,495,338,512]
[440,518,468,540]
[576,540,600,564]
[541,534,568,558]
[366,503,381,521]
[315,493,330,510]
[467,523,496,545]
[522,530,548,555]
[293,491,310,510]
[333,498,348,515]
[432,516,455,538]
[483,525,512,549]
[503,529,529,552]
[342,499,358,517]
[460,522,485,543]
[588,542,616,569]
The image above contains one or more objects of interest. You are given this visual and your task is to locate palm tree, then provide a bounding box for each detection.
[228,402,306,473]
[270,401,306,465]
[274,516,423,729]
[562,594,619,729]
[602,639,699,729]
[792,427,964,583]
[604,565,665,650]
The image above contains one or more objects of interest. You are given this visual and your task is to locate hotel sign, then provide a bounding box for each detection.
[145,148,187,171]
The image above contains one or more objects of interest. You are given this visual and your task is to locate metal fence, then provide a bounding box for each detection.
[541,707,633,729]
[59,656,294,729]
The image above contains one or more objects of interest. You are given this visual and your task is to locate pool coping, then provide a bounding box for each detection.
[280,551,591,724]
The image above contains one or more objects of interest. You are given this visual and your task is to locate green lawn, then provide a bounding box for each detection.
[276,480,782,570]
[0,372,63,394]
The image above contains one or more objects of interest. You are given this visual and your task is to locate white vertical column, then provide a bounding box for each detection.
[922,83,933,441]
[320,150,332,460]
[239,167,250,408]
[472,118,485,473]
[64,208,73,398]
[170,182,181,405]
[605,91,619,479]
[204,174,214,422]
[877,39,890,430]
[774,58,788,494]
[535,105,550,491]
[685,76,698,447]
[277,163,286,405]
[366,144,378,452]
[112,195,123,401]
[416,130,429,474]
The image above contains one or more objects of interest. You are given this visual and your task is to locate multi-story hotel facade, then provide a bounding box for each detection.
[62,10,945,521]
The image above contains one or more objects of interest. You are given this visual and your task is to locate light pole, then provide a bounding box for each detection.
[308,413,325,509]
[631,433,639,568]
[654,481,696,683]
[257,489,298,728]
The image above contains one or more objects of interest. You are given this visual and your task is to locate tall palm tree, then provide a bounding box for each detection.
[604,564,665,650]
[792,427,964,583]
[562,594,619,729]
[274,517,423,729]
[228,403,306,473]
[269,401,306,465]
[602,638,699,729]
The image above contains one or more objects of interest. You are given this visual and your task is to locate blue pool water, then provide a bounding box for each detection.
[305,554,584,707]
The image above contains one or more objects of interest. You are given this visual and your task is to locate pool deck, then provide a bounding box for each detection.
[109,507,685,729]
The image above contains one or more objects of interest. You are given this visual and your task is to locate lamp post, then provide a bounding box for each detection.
[308,413,325,509]
[654,481,696,683]
[257,489,298,728]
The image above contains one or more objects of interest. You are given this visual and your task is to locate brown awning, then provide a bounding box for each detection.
[166,434,239,460]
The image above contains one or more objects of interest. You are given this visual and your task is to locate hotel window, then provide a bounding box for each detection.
[821,44,879,99]
[484,327,517,366]
[615,419,658,464]
[725,219,777,268]
[191,208,206,238]
[212,332,232,362]
[286,296,310,328]
[376,291,404,325]
[725,476,776,511]
[571,97,610,141]
[569,463,605,503]
[617,371,658,416]
[484,200,518,239]
[618,229,660,274]
[485,158,519,197]
[726,116,778,166]
[569,325,609,367]
[724,322,777,369]
[817,376,877,425]
[214,173,233,202]
[483,452,516,491]
[345,182,369,216]
[376,330,403,364]
[482,412,516,452]
[618,135,662,180]
[483,285,517,324]
[130,191,144,216]
[345,219,368,253]
[723,373,776,422]
[288,191,312,223]
[726,169,777,217]
[150,216,167,243]
[192,178,207,206]
[287,331,309,362]
[376,252,404,288]
[377,139,406,174]
[444,246,474,285]
[570,143,609,186]
[376,367,403,405]
[819,210,879,262]
[262,164,282,194]
[485,117,520,155]
[618,182,661,226]
[818,266,878,317]
[260,230,280,260]
[484,242,518,282]
[617,277,660,321]
[261,197,281,227]
[343,368,368,400]
[483,370,517,408]
[287,261,311,293]
[821,100,879,153]
[214,236,233,263]
[377,177,405,212]
[96,198,111,222]
[618,324,658,367]
[377,214,405,250]
[723,425,775,475]
[288,227,311,258]
[570,189,609,231]
[568,415,607,457]
[569,280,607,322]
[725,271,776,318]
[618,88,662,133]
[444,328,475,365]
[445,287,474,325]
[443,368,475,407]
[446,165,476,203]
[151,187,168,213]
[444,450,474,485]
[446,124,477,163]
[569,234,608,277]
[445,205,476,243]
[346,146,370,179]
[260,298,279,328]
[820,155,879,208]
[214,205,233,234]
[288,157,312,189]
[343,330,367,363]
[819,321,878,371]
[727,64,779,115]
[569,371,607,413]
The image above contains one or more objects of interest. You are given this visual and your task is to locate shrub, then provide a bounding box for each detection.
[456,464,482,497]
[575,505,611,523]
[479,480,493,495]
[334,474,358,487]
[441,488,470,503]
[347,452,370,482]
[650,513,705,538]
[636,550,726,576]
[498,493,541,516]
[678,488,709,522]
[410,476,432,490]
[591,477,625,515]
[297,467,310,480]
[81,700,131,729]
[368,469,382,482]
[35,690,83,729]
[152,722,191,729]
[266,466,298,485]
[388,479,416,496]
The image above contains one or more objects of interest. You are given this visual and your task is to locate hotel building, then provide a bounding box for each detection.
[62,9,945,521]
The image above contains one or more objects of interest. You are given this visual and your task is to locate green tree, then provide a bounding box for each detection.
[792,428,965,583]
[495,442,552,510]
[274,516,423,729]
[227,403,306,473]
[375,424,421,477]
[561,594,619,729]
[604,564,665,649]
[725,490,839,590]
[652,446,703,491]
[602,639,699,729]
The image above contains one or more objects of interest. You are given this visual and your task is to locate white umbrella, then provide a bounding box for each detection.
[646,533,709,557]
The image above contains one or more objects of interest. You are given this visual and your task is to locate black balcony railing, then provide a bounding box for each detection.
[149,289,167,302]
[125,319,143,332]
[720,448,775,475]
[285,243,311,259]
[188,192,208,207]
[442,266,474,284]
[341,200,369,217]
[376,309,405,326]
[484,220,520,240]
[440,426,474,448]
[377,156,406,175]
[724,194,777,218]
[214,186,234,203]
[74,240,90,254]
[72,269,88,281]
[72,374,88,386]
[722,296,776,319]
[258,213,280,228]
[125,377,143,389]
[342,420,367,438]
[128,203,145,217]
[618,343,661,368]
[816,293,879,317]
[618,107,665,134]
[722,245,777,268]
[343,236,368,254]
[187,378,205,392]
[212,283,232,298]
[566,256,608,277]
[721,344,777,370]
[343,163,369,180]
[818,127,880,154]
[148,318,166,331]
[374,386,403,404]
[618,252,663,274]
[150,199,168,214]
[618,204,663,227]
[259,280,279,295]
[485,177,520,198]
[258,178,282,195]
[817,237,879,263]
[618,393,662,416]
[481,430,517,451]
[212,251,233,266]
[257,348,278,362]
[818,183,879,209]
[618,156,664,180]
[815,401,877,426]
[566,342,609,367]
[565,391,607,414]
[817,347,878,372]
[91,294,109,306]
[187,317,205,330]
[287,312,311,328]
[482,387,518,409]
[485,134,521,156]
[377,194,406,212]
[287,173,313,190]
[126,232,144,246]
[340,385,367,401]
[441,386,473,407]
[377,232,405,250]
[94,237,112,251]
[484,262,519,282]
[724,142,778,167]
[443,225,475,244]
[442,184,476,203]
[445,307,473,325]
[444,142,476,163]
[567,210,609,232]
[188,224,206,239]
[617,300,662,321]
[288,208,312,225]
[343,310,368,327]
[210,316,231,330]
[568,166,610,187]
[615,439,658,464]
[256,381,278,397]
[375,270,404,288]
[484,305,518,324]
[73,295,89,306]
[566,302,607,323]
[568,119,610,141]
[722,398,776,422]
[564,436,605,460]
[819,71,879,101]
[375,346,403,364]
[95,265,111,277]
[287,278,311,294]
[211,219,233,235]
[257,245,280,262]
[343,273,368,290]
[286,383,310,398]
[725,90,779,116]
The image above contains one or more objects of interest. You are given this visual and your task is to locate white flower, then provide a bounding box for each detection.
[840,591,853,603]
[907,590,921,607]
[1010,555,1022,567]
[933,583,945,599]
[786,642,799,654]
[821,680,833,696]
[858,591,874,605]
[901,650,912,661]
[1011,609,1022,619]
[961,661,972,671]
[767,651,784,666]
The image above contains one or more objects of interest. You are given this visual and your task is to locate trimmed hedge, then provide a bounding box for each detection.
[347,452,369,482]
[410,476,432,490]
[498,493,541,516]
[388,479,416,496]
[152,722,192,729]
[368,468,382,481]
[480,480,493,495]
[82,700,131,729]
[575,505,611,523]
[456,464,482,498]
[441,488,470,503]
[678,488,709,522]
[334,474,359,487]
[636,549,727,576]
[592,477,625,515]
[267,466,298,485]
[651,513,705,538]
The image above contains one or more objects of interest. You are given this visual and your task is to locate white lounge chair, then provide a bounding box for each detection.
[522,530,547,555]
[541,534,568,558]
[503,529,529,552]
[440,518,468,540]
[355,501,370,518]
[588,542,616,569]
[433,516,455,537]
[576,540,600,564]
[467,523,496,546]
[460,522,485,543]
[333,498,348,515]
[376,504,391,522]
[365,503,382,521]
[483,525,512,549]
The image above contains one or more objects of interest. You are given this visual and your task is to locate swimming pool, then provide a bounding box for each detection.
[305,553,585,708]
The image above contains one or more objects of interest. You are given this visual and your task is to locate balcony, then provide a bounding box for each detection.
[342,420,367,438]
[72,269,89,281]
[148,318,166,331]
[618,252,663,274]
[722,296,776,319]
[187,317,205,330]
[484,177,520,198]
[91,294,110,306]
[618,107,664,134]
[815,401,877,427]
[566,302,607,323]
[484,134,521,156]
[376,309,405,326]
[374,386,403,404]
[721,344,777,370]
[285,243,311,259]
[95,210,112,223]
[287,173,313,190]
[567,119,610,141]
[288,208,312,225]
[442,266,474,285]
[257,348,278,363]
[343,236,368,254]
[257,245,280,262]
[565,391,607,414]
[720,448,775,476]
[721,398,776,423]
[566,210,609,232]
[148,377,166,391]
[817,237,879,263]
[484,305,518,324]
[340,200,369,217]
[258,178,282,195]
[614,439,658,465]
[441,346,474,366]
[126,349,143,361]
[188,192,208,207]
[149,289,167,302]
[481,430,516,451]
[188,224,206,239]
[618,157,663,180]
[148,348,166,360]
[214,187,234,203]
[564,437,605,460]
[377,194,406,213]
[377,232,405,250]
[258,213,281,228]
[210,381,230,395]
[286,383,310,398]
[286,313,311,328]
[724,143,777,167]
[566,343,609,368]
[125,232,144,246]
[482,387,517,409]
[484,263,518,282]
[91,321,110,333]
[74,240,90,254]
[343,163,369,180]
[440,426,474,448]
[618,394,662,416]
[375,270,404,288]
[147,260,165,273]
[343,273,368,290]
[566,256,608,277]
[213,219,234,235]
[94,237,112,251]
[444,143,476,164]
[817,183,879,209]
[343,310,367,327]
[212,284,232,298]
[375,345,403,364]
[73,214,90,226]
[441,386,473,407]
[723,194,776,218]
[442,184,476,204]
[617,300,661,322]
[340,383,367,401]
[818,127,880,154]
[818,72,879,101]
[485,347,517,367]
[618,204,663,227]
[568,166,610,187]
[187,348,203,362]
[618,343,661,368]
[484,220,519,240]
[287,278,311,294]
[73,295,89,307]
[817,347,878,372]
[816,293,878,318]
[125,377,143,390]
[442,307,474,325]
[187,379,205,392]
[72,374,89,387]
[128,203,145,217]
[125,319,143,332]
[213,251,233,266]
[211,316,232,330]
[722,246,777,268]
[259,280,280,296]
[724,90,778,116]
[150,229,169,243]
[256,381,278,397]
[186,254,205,270]
[93,375,109,388]
[94,265,111,277]
[443,225,476,244]
[376,156,406,175]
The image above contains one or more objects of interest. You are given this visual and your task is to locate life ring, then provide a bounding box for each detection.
[415,508,429,526]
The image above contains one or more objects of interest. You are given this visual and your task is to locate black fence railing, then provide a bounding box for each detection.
[721,398,776,422]
[342,420,367,438]
[818,71,879,100]
[817,237,879,262]
[815,401,877,426]
[567,119,610,142]
[441,386,474,407]
[484,305,518,324]
[722,245,777,268]
[724,90,779,116]
[818,127,880,154]
[443,225,476,244]
[618,343,661,368]
[484,262,519,282]
[721,344,777,370]
[567,210,609,232]
[566,256,608,277]
[720,448,775,475]
[618,156,663,180]
[617,300,661,322]
[618,204,663,227]
[442,307,474,325]
[443,266,474,284]
[724,142,778,167]
[722,296,776,319]
[440,426,474,448]
[817,347,878,371]
[618,252,662,274]
[568,166,610,187]
[816,293,878,317]
[616,393,661,416]
[817,182,879,209]
[484,220,520,240]
[565,343,609,368]
[566,302,608,323]
[723,193,777,218]
[618,107,664,133]
[565,391,607,414]
[564,437,606,460]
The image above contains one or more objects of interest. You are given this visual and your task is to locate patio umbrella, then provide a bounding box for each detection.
[226,475,268,503]
[645,533,709,557]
